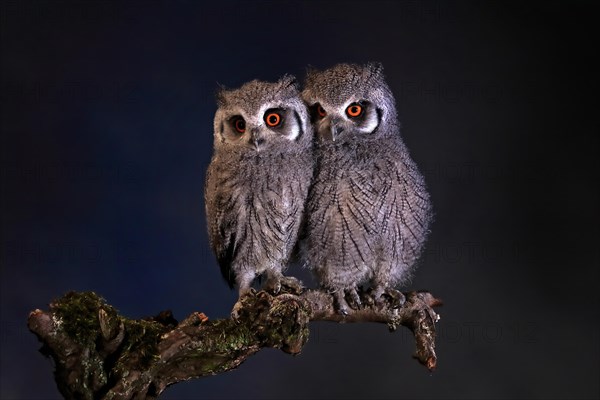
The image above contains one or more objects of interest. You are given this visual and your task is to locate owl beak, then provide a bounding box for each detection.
[329,118,344,141]
[251,130,265,150]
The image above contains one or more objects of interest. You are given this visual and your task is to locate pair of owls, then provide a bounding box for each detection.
[205,63,432,314]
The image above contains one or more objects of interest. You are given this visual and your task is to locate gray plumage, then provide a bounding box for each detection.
[205,75,314,304]
[302,63,432,313]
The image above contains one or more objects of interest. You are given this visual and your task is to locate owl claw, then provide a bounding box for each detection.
[372,287,405,309]
[231,300,244,320]
[266,280,282,295]
[263,272,282,294]
[333,291,353,315]
[335,302,349,316]
[345,288,362,310]
[384,288,406,308]
[279,276,304,294]
[231,288,256,320]
[264,275,304,295]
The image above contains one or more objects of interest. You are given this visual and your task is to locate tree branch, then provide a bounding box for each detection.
[28,289,442,399]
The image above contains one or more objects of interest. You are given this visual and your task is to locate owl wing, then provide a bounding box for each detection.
[205,159,237,288]
[378,151,432,270]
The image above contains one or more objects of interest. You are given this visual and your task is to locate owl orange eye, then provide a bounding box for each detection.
[317,104,327,117]
[346,103,363,118]
[234,118,246,133]
[265,112,282,127]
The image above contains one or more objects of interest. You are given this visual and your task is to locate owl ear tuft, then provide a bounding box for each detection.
[279,74,298,91]
[215,83,228,106]
[305,65,319,80]
[366,62,385,78]
[305,64,318,76]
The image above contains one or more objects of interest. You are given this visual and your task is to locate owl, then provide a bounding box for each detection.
[205,75,314,308]
[302,63,432,314]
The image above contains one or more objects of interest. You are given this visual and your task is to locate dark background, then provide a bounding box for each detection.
[1,1,598,399]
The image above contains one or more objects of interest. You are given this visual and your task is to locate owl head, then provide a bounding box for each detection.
[213,75,312,152]
[302,62,398,142]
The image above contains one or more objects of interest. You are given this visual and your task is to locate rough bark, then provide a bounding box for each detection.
[28,288,442,400]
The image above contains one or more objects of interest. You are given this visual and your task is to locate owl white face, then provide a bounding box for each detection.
[302,62,396,142]
[214,76,310,152]
[220,106,301,150]
[308,99,380,141]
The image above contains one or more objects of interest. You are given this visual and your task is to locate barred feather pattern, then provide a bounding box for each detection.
[306,136,431,293]
[371,139,432,288]
[205,146,313,290]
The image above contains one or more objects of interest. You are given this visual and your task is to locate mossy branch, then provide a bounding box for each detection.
[28,289,442,400]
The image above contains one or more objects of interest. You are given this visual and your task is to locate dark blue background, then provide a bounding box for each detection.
[1,1,598,399]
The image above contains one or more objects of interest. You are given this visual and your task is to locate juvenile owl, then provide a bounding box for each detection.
[302,63,432,314]
[205,75,314,307]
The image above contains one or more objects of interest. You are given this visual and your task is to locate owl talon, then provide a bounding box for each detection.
[383,288,406,309]
[333,291,351,315]
[230,287,256,320]
[230,300,244,320]
[265,279,282,295]
[372,287,405,309]
[345,288,362,310]
[239,286,256,298]
[336,303,349,316]
[280,276,304,294]
[264,273,282,294]
[264,275,304,295]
